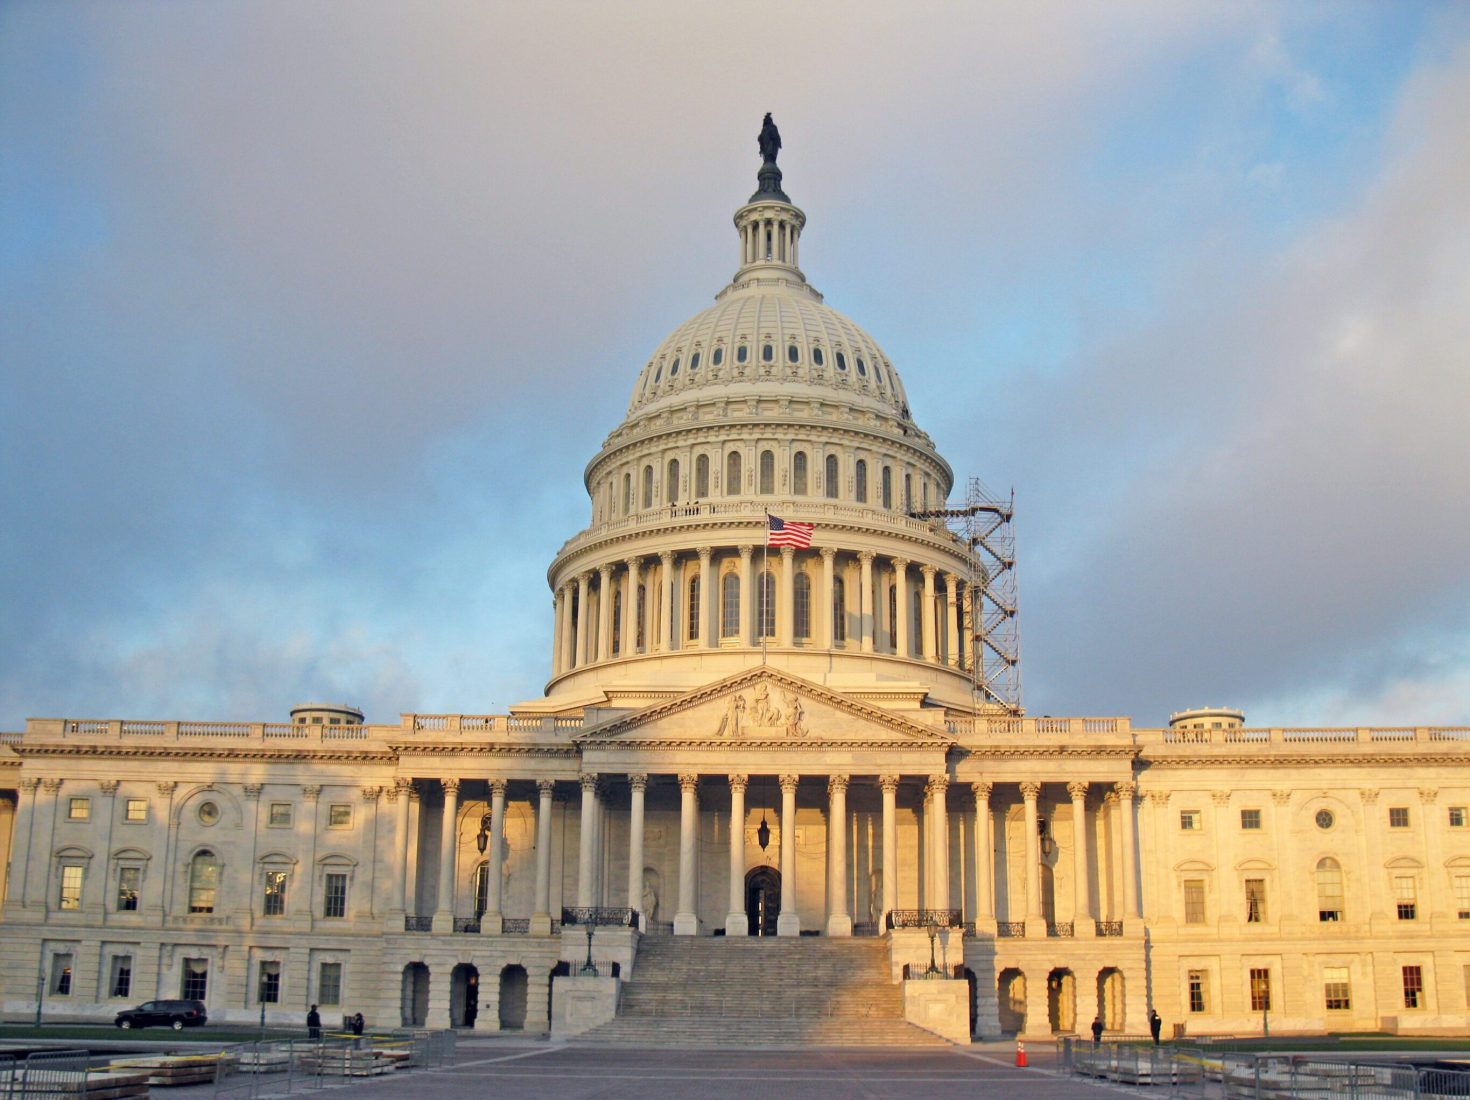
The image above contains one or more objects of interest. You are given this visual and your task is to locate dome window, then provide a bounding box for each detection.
[836,352,848,372]
[690,351,701,370]
[670,357,680,376]
[856,357,867,377]
[875,361,887,386]
[712,347,724,366]
[736,344,748,364]
[761,343,774,363]
[787,344,799,364]
[654,364,663,383]
[812,347,824,367]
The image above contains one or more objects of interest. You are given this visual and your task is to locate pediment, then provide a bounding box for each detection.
[576,666,952,749]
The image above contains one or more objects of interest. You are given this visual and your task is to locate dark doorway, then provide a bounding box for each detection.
[400,963,429,1027]
[745,866,780,936]
[498,965,528,1030]
[450,963,479,1028]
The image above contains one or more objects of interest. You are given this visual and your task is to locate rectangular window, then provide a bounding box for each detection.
[1179,810,1201,831]
[318,962,342,1007]
[1187,970,1208,1013]
[182,958,208,1002]
[51,953,73,996]
[1249,968,1272,1012]
[1455,874,1470,920]
[328,804,352,828]
[1245,879,1267,923]
[258,961,281,1005]
[1395,876,1417,921]
[1239,808,1261,830]
[1324,967,1352,1011]
[268,803,293,827]
[1402,965,1423,1009]
[1183,879,1206,924]
[1450,807,1467,828]
[323,873,348,919]
[116,865,141,911]
[67,798,90,821]
[1389,806,1410,828]
[125,798,148,822]
[263,870,288,916]
[109,955,133,999]
[59,864,84,910]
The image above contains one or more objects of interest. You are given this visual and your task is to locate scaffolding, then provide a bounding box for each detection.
[908,477,1021,714]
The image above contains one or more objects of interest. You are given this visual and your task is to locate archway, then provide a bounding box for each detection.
[1047,968,1075,1033]
[962,967,978,1037]
[548,961,570,1031]
[498,965,528,1031]
[450,964,479,1028]
[1098,968,1125,1031]
[745,866,780,936]
[998,968,1026,1033]
[400,963,429,1027]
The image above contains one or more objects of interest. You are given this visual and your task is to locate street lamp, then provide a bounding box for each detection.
[924,913,942,978]
[580,924,598,977]
[474,811,493,855]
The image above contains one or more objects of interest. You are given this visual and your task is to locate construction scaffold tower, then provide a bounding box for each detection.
[909,477,1021,714]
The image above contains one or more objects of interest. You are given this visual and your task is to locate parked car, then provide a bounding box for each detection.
[114,999,208,1030]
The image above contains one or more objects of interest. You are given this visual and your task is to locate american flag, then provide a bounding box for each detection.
[767,514,814,549]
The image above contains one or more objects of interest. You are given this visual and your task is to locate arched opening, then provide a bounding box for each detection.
[1316,857,1344,921]
[666,458,680,504]
[400,963,429,1027]
[695,454,710,498]
[721,573,740,638]
[1098,968,1125,1031]
[792,451,808,495]
[725,452,742,496]
[188,851,220,914]
[641,465,653,510]
[548,961,570,1031]
[745,866,780,936]
[759,450,775,494]
[998,969,1026,1034]
[497,965,528,1031]
[450,963,480,1028]
[686,575,701,643]
[793,572,811,640]
[1047,968,1075,1034]
[824,454,839,499]
[758,571,776,638]
[962,967,978,1037]
[855,459,868,503]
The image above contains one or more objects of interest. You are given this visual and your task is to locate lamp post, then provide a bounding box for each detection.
[925,913,942,978]
[580,924,598,976]
[474,811,493,855]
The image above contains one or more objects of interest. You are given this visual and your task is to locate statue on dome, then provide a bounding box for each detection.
[758,113,782,164]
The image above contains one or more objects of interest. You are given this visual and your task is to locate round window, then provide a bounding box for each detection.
[1315,809,1334,830]
[198,801,220,826]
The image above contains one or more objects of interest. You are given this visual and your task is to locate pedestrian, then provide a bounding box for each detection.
[306,1004,322,1040]
[351,1012,364,1036]
[1149,1008,1162,1046]
[1091,1015,1103,1046]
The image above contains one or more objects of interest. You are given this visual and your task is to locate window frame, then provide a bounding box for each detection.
[327,804,352,829]
[1402,965,1423,1009]
[1389,806,1411,829]
[1248,968,1271,1013]
[1239,808,1262,830]
[323,872,348,920]
[267,803,293,828]
[124,798,148,823]
[67,797,90,822]
[1183,879,1206,924]
[1323,966,1352,1011]
[58,863,85,911]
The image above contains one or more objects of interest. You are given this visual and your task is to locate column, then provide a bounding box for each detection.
[738,545,754,644]
[627,774,647,927]
[576,774,599,909]
[660,550,676,650]
[531,779,554,934]
[826,775,852,936]
[432,778,460,932]
[725,774,749,935]
[482,779,507,934]
[552,588,566,676]
[393,780,413,914]
[944,573,960,667]
[1069,782,1095,936]
[575,572,592,667]
[778,774,800,936]
[675,774,699,935]
[960,584,974,672]
[880,775,899,931]
[928,775,950,914]
[920,564,938,662]
[8,779,39,912]
[1020,780,1045,935]
[893,559,910,658]
[819,548,836,649]
[622,558,639,654]
[1116,780,1140,924]
[778,547,795,647]
[971,782,995,928]
[858,551,875,652]
[596,564,614,661]
[698,547,716,648]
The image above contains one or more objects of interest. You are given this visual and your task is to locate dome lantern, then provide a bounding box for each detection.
[732,113,808,287]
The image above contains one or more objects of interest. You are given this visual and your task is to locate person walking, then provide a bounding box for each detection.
[306,1004,322,1040]
[351,1012,364,1036]
[1149,1008,1162,1046]
[1091,1015,1103,1046]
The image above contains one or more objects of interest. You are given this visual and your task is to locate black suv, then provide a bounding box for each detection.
[114,999,208,1030]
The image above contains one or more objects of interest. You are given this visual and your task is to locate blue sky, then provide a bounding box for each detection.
[4,1,1470,728]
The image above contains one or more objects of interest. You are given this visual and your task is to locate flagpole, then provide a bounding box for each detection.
[761,510,769,665]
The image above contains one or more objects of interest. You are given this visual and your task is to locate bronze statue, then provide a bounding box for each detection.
[758,113,781,164]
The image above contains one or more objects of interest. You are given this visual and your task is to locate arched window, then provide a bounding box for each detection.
[713,346,724,367]
[725,451,742,496]
[759,450,775,495]
[687,575,701,642]
[721,573,740,638]
[824,454,839,499]
[787,344,799,364]
[887,583,897,648]
[622,473,631,515]
[695,454,710,498]
[792,452,808,495]
[762,343,774,363]
[793,572,812,640]
[855,460,868,503]
[881,466,893,509]
[904,473,913,511]
[812,346,824,366]
[736,344,748,364]
[758,571,776,638]
[611,591,622,655]
[189,851,220,914]
[690,351,700,370]
[922,478,930,510]
[636,584,646,651]
[1316,858,1344,921]
[641,466,653,510]
[911,589,923,653]
[666,458,680,505]
[832,576,847,644]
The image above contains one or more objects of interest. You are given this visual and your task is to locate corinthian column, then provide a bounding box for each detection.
[880,775,899,931]
[858,551,875,652]
[1069,781,1095,936]
[627,774,647,926]
[920,564,938,662]
[971,782,994,927]
[624,558,641,653]
[826,775,852,936]
[575,572,592,667]
[660,550,676,651]
[431,778,460,932]
[1021,780,1045,936]
[481,779,507,934]
[893,558,910,658]
[725,774,748,935]
[1116,780,1140,923]
[698,547,715,648]
[778,547,795,647]
[597,564,614,661]
[576,774,599,909]
[531,780,554,934]
[777,774,800,936]
[820,548,836,648]
[675,774,699,935]
[928,775,950,914]
[944,573,960,666]
[738,545,754,644]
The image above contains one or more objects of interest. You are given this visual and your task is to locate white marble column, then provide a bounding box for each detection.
[820,548,836,648]
[574,572,592,667]
[944,573,960,666]
[1116,780,1140,923]
[725,774,748,935]
[551,589,564,676]
[920,564,938,662]
[971,781,994,926]
[777,774,800,936]
[481,779,507,934]
[698,547,715,648]
[531,779,554,934]
[660,550,676,651]
[432,778,460,932]
[880,775,899,931]
[596,565,614,662]
[893,558,910,658]
[1069,781,1095,936]
[558,586,575,674]
[1021,780,1045,934]
[826,775,852,936]
[858,551,875,652]
[778,547,795,646]
[928,775,950,914]
[576,774,599,908]
[627,774,647,926]
[738,545,754,644]
[393,779,413,914]
[675,773,699,935]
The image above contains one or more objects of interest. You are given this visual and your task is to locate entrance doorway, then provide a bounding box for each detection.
[745,866,780,936]
[1047,968,1075,1033]
[450,964,479,1028]
[400,963,429,1027]
[498,965,527,1030]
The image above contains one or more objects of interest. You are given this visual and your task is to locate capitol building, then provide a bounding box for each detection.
[2,123,1467,1044]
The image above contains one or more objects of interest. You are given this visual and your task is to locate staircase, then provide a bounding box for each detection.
[574,933,954,1047]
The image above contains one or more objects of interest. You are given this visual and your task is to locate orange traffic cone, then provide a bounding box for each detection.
[1015,1039,1028,1068]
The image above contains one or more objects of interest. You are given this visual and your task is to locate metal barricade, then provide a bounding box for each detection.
[17,1051,93,1100]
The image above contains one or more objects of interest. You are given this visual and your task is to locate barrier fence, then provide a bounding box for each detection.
[210,1030,458,1097]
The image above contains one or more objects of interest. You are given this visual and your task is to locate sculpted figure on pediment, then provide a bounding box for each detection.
[783,693,808,738]
[751,683,781,726]
[715,693,746,738]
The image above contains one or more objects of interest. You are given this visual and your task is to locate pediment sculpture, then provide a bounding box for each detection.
[714,683,808,739]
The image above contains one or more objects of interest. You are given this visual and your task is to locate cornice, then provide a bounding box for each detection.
[1141,751,1470,768]
[388,742,579,758]
[586,737,951,753]
[10,743,397,764]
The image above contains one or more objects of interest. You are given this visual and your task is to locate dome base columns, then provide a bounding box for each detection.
[777,773,801,937]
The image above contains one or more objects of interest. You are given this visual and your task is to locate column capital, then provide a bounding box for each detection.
[944,571,960,587]
[1114,780,1136,801]
[41,778,63,793]
[697,546,713,562]
[1067,781,1089,801]
[828,774,850,795]
[1354,789,1375,805]
[1146,791,1169,808]
[920,562,937,579]
[738,545,754,560]
[659,549,674,566]
[360,785,383,802]
[678,773,700,793]
[925,774,949,797]
[728,773,749,793]
[408,785,422,803]
[1211,789,1232,807]
[779,544,794,560]
[536,778,556,796]
[879,774,901,793]
[99,779,120,795]
[490,778,508,797]
[243,783,264,801]
[155,781,177,796]
[628,773,649,793]
[1019,780,1041,801]
[1419,787,1440,804]
[578,773,600,794]
[438,779,458,797]
[577,569,594,583]
[820,546,837,562]
[779,773,801,793]
[303,784,323,802]
[625,556,642,571]
[858,550,875,565]
[891,556,909,571]
[971,780,993,803]
[20,777,41,792]
[598,562,614,578]
[393,777,414,796]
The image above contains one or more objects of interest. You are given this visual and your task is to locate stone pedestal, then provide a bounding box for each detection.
[550,975,620,1039]
[777,912,801,937]
[904,979,970,1044]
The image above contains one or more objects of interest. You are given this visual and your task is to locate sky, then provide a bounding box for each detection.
[3,1,1470,730]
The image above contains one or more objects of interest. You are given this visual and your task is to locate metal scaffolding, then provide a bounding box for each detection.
[909,477,1021,714]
